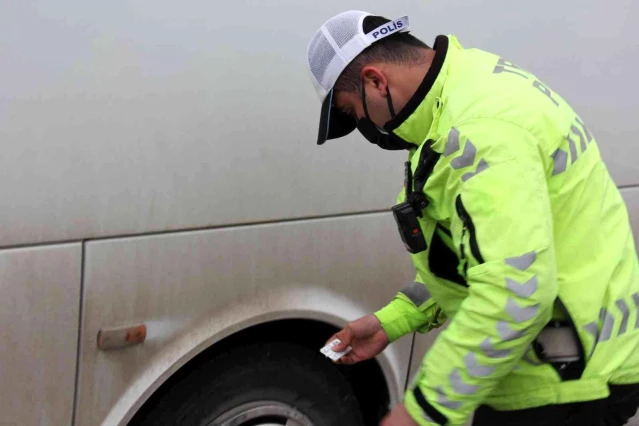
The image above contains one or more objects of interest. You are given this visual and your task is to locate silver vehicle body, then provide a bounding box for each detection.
[0,1,637,425]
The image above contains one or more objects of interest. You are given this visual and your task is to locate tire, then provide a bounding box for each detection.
[131,342,367,426]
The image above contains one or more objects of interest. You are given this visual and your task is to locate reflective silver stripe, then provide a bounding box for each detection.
[575,116,593,142]
[617,299,631,336]
[567,134,578,164]
[599,308,615,342]
[462,158,488,182]
[584,322,598,339]
[633,293,639,330]
[571,125,587,152]
[506,276,538,298]
[552,148,568,176]
[450,369,479,395]
[506,298,539,323]
[399,282,431,306]
[505,251,536,271]
[464,352,495,377]
[480,337,511,358]
[436,386,462,410]
[445,128,461,157]
[451,140,476,170]
[496,320,525,342]
[464,353,495,377]
[584,322,598,357]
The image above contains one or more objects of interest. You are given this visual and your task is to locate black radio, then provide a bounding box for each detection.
[392,201,427,253]
[391,143,440,254]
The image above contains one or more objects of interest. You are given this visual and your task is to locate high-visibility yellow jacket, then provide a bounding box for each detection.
[374,34,639,426]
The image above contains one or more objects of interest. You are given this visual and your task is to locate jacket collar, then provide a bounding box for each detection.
[385,35,453,147]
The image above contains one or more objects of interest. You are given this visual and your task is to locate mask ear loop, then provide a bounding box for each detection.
[386,85,396,117]
[361,77,397,121]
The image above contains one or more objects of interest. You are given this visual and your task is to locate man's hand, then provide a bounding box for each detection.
[327,314,390,365]
[380,403,420,426]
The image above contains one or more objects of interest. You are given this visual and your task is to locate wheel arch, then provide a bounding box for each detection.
[126,318,392,425]
[95,287,407,426]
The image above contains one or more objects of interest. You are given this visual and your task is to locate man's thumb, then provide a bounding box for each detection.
[332,326,353,352]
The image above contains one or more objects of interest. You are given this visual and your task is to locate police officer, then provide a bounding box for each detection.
[305,10,639,426]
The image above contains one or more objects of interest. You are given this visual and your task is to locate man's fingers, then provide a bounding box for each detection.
[379,414,390,426]
[331,326,354,352]
[337,353,358,365]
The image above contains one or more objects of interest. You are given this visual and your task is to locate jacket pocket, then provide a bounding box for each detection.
[455,195,485,270]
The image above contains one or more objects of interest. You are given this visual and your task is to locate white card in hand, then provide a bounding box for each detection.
[320,339,352,361]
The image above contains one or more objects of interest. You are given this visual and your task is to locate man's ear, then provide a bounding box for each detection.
[360,66,388,97]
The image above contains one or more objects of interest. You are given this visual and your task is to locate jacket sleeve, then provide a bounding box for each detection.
[404,119,558,425]
[374,276,448,342]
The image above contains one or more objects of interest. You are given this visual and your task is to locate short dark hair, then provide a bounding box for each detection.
[334,16,431,94]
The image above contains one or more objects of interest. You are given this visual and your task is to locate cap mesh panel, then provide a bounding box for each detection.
[325,12,361,48]
[308,32,336,89]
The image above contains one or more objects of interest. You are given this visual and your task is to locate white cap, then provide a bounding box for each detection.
[306,11,411,145]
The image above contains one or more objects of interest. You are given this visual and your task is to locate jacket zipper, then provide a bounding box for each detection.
[455,195,485,265]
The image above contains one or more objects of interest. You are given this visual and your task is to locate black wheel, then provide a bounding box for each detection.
[131,342,366,426]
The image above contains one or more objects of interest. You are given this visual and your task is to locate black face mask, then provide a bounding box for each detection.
[356,79,413,151]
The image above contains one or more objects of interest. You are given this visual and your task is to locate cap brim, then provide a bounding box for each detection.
[317,89,357,145]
